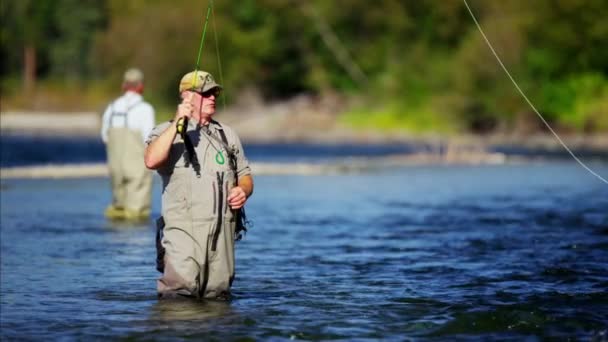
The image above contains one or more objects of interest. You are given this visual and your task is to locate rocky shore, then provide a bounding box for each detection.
[2,105,607,150]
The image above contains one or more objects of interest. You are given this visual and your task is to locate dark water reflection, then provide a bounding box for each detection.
[1,163,607,340]
[0,133,418,167]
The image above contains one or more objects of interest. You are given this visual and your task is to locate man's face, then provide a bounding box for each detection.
[190,88,220,120]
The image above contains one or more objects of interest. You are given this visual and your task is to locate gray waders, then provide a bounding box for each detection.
[106,108,153,219]
[156,121,239,300]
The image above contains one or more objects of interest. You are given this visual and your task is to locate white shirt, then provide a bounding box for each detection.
[100,91,155,144]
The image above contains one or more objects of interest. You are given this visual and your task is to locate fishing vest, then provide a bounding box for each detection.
[157,121,247,232]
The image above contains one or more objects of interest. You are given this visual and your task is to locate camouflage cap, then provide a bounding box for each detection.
[179,70,222,93]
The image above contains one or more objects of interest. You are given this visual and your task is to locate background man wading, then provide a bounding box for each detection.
[101,68,155,220]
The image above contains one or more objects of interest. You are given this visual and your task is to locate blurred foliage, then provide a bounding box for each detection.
[1,0,606,133]
[1,0,106,80]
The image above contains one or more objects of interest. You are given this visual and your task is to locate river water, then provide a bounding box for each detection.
[1,139,608,340]
[0,133,420,167]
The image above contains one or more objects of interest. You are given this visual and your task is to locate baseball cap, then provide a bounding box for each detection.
[179,70,222,93]
[123,68,144,83]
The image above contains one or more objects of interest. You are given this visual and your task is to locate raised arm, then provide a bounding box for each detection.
[144,122,178,169]
[145,95,193,169]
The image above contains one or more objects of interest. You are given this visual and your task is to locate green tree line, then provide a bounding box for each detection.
[1,0,606,133]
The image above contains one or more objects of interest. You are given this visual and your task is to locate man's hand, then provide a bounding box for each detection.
[175,92,194,122]
[227,186,247,209]
[145,92,194,170]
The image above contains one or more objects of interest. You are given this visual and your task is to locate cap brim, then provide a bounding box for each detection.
[202,84,223,92]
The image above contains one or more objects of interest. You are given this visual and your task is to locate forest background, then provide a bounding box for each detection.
[1,0,607,137]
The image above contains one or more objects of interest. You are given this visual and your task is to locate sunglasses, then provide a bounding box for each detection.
[197,88,222,98]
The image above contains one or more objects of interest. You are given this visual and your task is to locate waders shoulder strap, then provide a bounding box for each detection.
[217,127,229,146]
[109,100,143,128]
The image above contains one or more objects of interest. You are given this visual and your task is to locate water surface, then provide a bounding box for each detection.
[0,133,418,167]
[1,162,607,340]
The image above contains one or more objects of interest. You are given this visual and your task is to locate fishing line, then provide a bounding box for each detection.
[179,0,216,131]
[462,0,607,185]
[211,5,227,111]
[194,1,213,73]
[185,1,227,158]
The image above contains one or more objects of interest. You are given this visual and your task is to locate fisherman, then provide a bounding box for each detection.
[101,68,155,220]
[145,70,253,300]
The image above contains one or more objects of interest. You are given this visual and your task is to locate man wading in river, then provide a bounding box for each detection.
[145,70,253,300]
[101,68,155,220]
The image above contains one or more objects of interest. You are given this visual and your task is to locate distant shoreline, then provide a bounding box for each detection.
[2,111,607,153]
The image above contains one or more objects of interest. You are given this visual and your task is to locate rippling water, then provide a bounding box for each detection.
[1,162,607,340]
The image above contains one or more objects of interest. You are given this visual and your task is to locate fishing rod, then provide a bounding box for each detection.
[177,0,215,136]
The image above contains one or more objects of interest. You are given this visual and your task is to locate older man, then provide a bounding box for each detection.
[145,70,253,300]
[101,68,155,220]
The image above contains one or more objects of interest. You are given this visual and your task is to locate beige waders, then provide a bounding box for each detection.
[153,121,247,300]
[106,126,153,219]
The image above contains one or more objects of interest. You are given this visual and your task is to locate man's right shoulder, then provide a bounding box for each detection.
[153,120,173,131]
[146,121,173,143]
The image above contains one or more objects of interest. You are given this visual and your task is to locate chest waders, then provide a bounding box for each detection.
[106,102,152,219]
[156,120,246,300]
